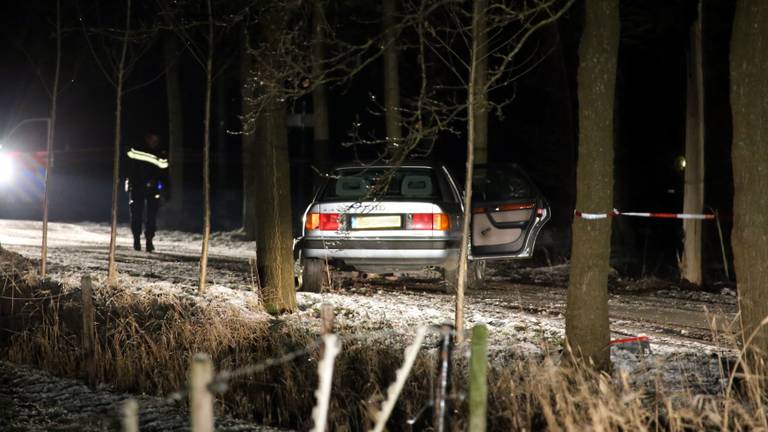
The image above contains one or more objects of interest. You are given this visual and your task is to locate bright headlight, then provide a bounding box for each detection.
[0,153,14,184]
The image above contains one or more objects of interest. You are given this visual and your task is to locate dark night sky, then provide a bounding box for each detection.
[0,0,737,278]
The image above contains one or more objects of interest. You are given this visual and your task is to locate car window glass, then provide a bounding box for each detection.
[401,175,433,198]
[335,176,369,198]
[473,166,533,201]
[323,168,445,201]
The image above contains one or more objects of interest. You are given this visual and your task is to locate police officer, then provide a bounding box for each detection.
[125,132,169,252]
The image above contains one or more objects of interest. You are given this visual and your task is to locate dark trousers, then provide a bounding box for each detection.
[129,188,160,239]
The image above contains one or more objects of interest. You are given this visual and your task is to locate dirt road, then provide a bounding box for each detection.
[0,219,737,351]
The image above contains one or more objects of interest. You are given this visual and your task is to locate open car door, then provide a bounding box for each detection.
[470,164,550,259]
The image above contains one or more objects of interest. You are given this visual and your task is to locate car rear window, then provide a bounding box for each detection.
[473,166,534,201]
[322,167,450,201]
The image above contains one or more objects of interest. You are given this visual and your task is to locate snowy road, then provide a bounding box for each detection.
[0,219,738,355]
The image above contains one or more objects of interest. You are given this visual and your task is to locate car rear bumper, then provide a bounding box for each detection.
[299,237,460,267]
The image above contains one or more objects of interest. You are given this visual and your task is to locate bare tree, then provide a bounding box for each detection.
[160,0,240,293]
[730,0,768,367]
[681,0,704,286]
[471,0,489,165]
[198,0,214,293]
[311,0,330,180]
[454,0,488,342]
[396,0,574,339]
[106,0,132,286]
[240,26,257,240]
[383,0,403,145]
[565,0,619,371]
[162,21,185,227]
[79,0,160,286]
[249,3,297,312]
[238,0,402,308]
[41,0,63,279]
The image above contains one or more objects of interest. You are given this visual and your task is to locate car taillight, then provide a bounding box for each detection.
[320,213,340,230]
[409,213,450,230]
[498,203,535,211]
[473,203,535,214]
[305,213,319,230]
[305,213,340,230]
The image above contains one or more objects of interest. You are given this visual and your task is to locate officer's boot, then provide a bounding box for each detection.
[133,235,141,251]
[146,236,155,253]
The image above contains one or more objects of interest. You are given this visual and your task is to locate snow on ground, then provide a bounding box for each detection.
[0,361,288,432]
[0,219,738,394]
[0,219,256,258]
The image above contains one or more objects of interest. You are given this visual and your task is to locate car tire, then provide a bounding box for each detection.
[443,263,464,294]
[300,258,327,293]
[468,260,487,290]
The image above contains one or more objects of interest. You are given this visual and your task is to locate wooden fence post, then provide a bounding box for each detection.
[320,303,334,335]
[81,275,97,386]
[189,353,215,432]
[121,398,139,432]
[311,334,341,432]
[468,324,488,432]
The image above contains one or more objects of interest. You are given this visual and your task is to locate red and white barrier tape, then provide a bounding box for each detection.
[575,209,715,220]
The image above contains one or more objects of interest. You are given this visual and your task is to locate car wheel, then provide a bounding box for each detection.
[468,260,487,290]
[443,263,466,294]
[300,258,327,293]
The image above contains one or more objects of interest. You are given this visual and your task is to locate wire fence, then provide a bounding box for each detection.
[0,268,486,432]
[158,321,473,432]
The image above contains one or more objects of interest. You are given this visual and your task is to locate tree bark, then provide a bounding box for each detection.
[455,0,487,343]
[382,0,402,145]
[565,0,619,371]
[312,0,330,185]
[730,0,768,365]
[255,98,296,312]
[472,0,489,165]
[41,0,61,278]
[253,5,297,313]
[198,0,214,293]
[682,2,705,286]
[107,0,132,287]
[163,31,185,226]
[240,36,257,240]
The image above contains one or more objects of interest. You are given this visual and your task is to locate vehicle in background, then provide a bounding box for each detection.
[296,162,550,292]
[0,143,48,212]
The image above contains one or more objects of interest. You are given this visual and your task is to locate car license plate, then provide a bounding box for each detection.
[351,215,402,229]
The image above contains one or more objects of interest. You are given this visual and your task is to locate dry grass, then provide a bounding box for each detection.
[1,247,767,431]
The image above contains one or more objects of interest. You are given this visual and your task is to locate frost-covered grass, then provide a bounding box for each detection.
[1,228,767,430]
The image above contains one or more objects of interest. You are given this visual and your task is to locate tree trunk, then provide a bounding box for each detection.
[312,0,330,185]
[730,0,768,365]
[214,67,228,226]
[472,0,489,165]
[565,0,619,371]
[41,0,61,279]
[198,0,214,293]
[382,0,402,145]
[240,33,257,240]
[255,98,296,312]
[455,0,488,343]
[682,2,705,286]
[253,6,297,313]
[163,31,185,226]
[107,0,132,287]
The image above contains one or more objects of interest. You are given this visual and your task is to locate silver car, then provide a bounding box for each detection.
[296,162,550,292]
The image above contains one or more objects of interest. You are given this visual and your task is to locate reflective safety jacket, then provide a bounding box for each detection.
[126,146,169,197]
